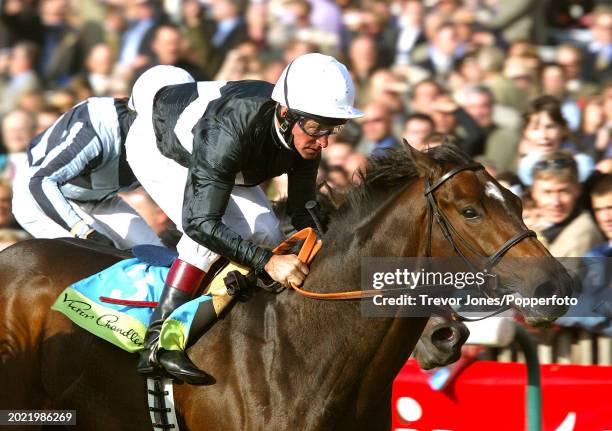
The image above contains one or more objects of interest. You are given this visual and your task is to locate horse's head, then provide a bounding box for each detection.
[402,144,574,326]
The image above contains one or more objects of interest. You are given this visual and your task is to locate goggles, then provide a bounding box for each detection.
[297,116,345,138]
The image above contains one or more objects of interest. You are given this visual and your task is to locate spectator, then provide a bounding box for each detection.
[518,95,595,186]
[461,85,520,172]
[268,0,339,55]
[343,151,367,183]
[0,108,35,182]
[430,93,484,156]
[325,165,351,193]
[414,22,461,81]
[117,0,159,70]
[0,0,43,49]
[475,0,536,43]
[583,6,612,84]
[521,192,540,230]
[402,112,435,151]
[579,95,610,159]
[76,43,117,97]
[367,69,408,116]
[589,173,612,256]
[78,4,126,62]
[422,131,446,150]
[540,62,581,130]
[477,46,529,113]
[183,0,248,79]
[17,88,45,113]
[594,82,612,160]
[503,55,539,100]
[47,88,76,113]
[0,41,40,114]
[409,78,443,116]
[348,34,379,106]
[133,24,207,84]
[357,100,402,156]
[37,0,83,88]
[555,44,599,101]
[394,0,426,66]
[556,173,612,335]
[530,151,604,257]
[324,141,354,168]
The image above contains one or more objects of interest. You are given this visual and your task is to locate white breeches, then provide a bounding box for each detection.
[12,181,163,249]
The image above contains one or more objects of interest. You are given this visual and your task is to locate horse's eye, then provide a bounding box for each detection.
[461,207,479,219]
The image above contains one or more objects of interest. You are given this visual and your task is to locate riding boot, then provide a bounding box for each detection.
[136,258,213,384]
[157,289,221,385]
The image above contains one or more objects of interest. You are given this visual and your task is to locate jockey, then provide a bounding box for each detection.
[11,97,163,249]
[127,54,363,384]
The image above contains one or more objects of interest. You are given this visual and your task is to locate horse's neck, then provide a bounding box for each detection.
[257,205,427,427]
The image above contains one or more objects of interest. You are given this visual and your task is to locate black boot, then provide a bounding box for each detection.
[136,286,191,375]
[136,259,213,385]
[158,350,215,385]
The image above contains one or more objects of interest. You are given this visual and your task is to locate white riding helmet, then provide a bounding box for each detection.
[271,53,363,120]
[128,65,195,115]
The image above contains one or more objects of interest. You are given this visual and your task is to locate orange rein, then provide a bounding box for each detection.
[273,228,382,300]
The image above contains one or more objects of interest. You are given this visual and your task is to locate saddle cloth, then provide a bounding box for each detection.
[51,228,321,353]
[51,256,249,352]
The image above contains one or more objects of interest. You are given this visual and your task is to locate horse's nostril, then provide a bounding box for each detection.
[534,281,558,299]
[432,327,455,344]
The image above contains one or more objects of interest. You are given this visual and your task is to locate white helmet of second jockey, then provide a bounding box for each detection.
[271,53,363,137]
[128,65,195,116]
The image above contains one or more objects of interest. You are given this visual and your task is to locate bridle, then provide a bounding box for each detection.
[422,163,536,321]
[286,162,537,320]
[424,163,536,276]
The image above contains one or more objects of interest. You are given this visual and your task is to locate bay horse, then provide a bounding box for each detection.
[0,145,573,430]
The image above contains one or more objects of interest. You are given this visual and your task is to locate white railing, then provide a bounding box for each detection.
[466,318,612,366]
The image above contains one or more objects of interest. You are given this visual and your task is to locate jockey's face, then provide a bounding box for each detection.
[278,106,331,159]
[292,121,330,159]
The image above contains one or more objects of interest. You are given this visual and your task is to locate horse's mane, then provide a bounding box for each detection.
[271,145,472,251]
[329,145,471,228]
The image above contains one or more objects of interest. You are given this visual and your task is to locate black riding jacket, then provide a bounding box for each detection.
[152,80,319,273]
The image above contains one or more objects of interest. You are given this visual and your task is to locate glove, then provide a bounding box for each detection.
[85,229,115,248]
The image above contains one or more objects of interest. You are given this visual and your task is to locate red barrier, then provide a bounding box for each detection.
[392,360,612,431]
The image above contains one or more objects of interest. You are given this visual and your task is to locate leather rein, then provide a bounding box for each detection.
[288,163,537,318]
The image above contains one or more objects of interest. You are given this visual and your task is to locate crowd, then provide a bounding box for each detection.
[0,0,610,331]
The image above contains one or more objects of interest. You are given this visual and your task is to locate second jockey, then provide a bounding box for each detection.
[12,97,163,249]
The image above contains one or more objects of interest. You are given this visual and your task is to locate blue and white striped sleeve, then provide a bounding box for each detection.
[29,121,103,237]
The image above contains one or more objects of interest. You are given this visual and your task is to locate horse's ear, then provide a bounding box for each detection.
[404,139,433,176]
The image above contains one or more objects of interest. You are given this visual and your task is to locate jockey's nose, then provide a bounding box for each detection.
[316,135,329,148]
